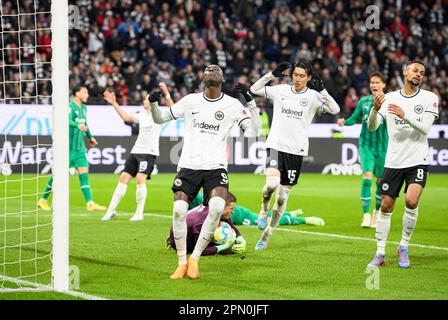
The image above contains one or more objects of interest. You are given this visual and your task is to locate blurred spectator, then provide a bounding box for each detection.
[344,87,359,114]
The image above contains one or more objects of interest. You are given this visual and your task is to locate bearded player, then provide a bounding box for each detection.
[367,60,439,268]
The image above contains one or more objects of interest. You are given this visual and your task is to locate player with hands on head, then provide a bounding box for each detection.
[249,59,339,250]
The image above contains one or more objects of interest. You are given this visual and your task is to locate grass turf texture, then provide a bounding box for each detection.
[0,173,447,300]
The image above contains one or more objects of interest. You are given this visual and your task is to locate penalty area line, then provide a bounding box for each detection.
[0,275,108,300]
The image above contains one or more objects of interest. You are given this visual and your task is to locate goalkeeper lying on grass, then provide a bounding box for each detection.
[167,191,325,256]
[167,191,246,255]
[191,192,324,228]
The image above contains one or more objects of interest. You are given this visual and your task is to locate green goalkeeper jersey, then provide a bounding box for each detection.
[69,100,93,152]
[345,95,388,153]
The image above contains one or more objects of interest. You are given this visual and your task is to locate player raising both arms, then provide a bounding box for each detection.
[338,73,388,228]
[250,59,340,250]
[148,65,261,279]
[38,85,106,211]
[367,60,439,268]
[100,83,173,221]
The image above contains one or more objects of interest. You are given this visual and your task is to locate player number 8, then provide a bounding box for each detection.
[417,169,424,180]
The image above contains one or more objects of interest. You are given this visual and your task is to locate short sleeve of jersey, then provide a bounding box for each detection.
[425,93,439,119]
[170,95,188,119]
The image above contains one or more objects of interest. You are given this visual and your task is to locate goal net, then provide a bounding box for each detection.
[0,0,69,292]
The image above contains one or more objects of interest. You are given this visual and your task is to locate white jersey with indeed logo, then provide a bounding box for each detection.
[131,111,161,156]
[378,88,439,168]
[265,84,327,156]
[169,92,251,170]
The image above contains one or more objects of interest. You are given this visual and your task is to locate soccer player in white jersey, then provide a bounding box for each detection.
[367,60,439,268]
[147,64,261,279]
[249,59,340,250]
[100,83,172,221]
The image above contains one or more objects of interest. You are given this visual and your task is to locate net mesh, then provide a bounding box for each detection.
[0,0,54,290]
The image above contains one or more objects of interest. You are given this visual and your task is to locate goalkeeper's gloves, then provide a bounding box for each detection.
[232,235,247,254]
[308,73,325,92]
[216,230,237,254]
[272,62,291,77]
[235,83,253,102]
[148,90,162,103]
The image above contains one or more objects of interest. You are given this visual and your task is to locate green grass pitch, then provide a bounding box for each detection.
[0,173,447,300]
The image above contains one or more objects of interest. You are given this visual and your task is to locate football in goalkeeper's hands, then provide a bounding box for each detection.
[214,221,235,244]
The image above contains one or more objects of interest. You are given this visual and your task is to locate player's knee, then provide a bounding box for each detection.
[380,203,393,214]
[405,198,419,210]
[119,173,131,184]
[173,200,189,220]
[265,176,280,192]
[208,196,226,219]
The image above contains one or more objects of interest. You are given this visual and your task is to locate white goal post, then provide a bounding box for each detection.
[51,0,69,292]
[0,0,69,292]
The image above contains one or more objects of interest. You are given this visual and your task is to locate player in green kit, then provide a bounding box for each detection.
[38,85,106,211]
[338,73,388,228]
[189,192,325,227]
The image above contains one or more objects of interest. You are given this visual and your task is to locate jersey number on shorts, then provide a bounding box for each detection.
[416,169,424,181]
[139,161,148,172]
[220,173,228,185]
[288,170,296,184]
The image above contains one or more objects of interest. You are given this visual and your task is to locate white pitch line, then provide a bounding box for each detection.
[12,211,448,251]
[139,213,448,252]
[0,275,108,300]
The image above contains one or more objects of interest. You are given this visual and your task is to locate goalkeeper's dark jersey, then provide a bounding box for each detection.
[345,95,388,153]
[69,101,93,152]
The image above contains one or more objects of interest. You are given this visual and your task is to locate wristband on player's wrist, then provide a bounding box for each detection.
[165,94,171,99]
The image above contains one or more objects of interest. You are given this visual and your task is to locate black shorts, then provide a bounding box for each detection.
[123,153,157,179]
[171,168,229,205]
[265,148,303,185]
[379,165,428,197]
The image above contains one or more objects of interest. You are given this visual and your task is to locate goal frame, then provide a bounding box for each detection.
[50,0,70,292]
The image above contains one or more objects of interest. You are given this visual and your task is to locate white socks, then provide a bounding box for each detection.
[261,186,291,245]
[191,196,226,260]
[261,176,280,215]
[135,184,147,215]
[107,182,128,213]
[400,207,418,247]
[172,200,189,266]
[375,211,392,255]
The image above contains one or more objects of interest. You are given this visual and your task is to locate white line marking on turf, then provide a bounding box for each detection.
[140,213,448,252]
[51,212,448,252]
[0,275,108,300]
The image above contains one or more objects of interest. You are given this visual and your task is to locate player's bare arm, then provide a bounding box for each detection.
[159,82,174,107]
[103,90,134,123]
[78,124,88,132]
[89,137,98,147]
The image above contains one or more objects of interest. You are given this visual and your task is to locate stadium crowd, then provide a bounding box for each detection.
[1,0,447,124]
